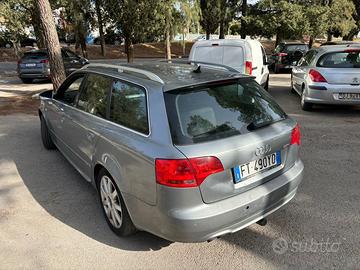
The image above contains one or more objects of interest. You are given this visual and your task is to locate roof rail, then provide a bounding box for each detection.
[161,59,239,73]
[84,63,164,84]
[189,61,239,73]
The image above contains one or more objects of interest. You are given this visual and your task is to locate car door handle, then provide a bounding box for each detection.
[87,132,95,141]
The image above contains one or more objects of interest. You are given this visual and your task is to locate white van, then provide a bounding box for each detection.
[189,39,270,89]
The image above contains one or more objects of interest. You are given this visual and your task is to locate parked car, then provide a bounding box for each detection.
[17,48,89,83]
[320,41,360,46]
[38,62,304,242]
[189,39,270,89]
[270,42,309,73]
[291,44,360,110]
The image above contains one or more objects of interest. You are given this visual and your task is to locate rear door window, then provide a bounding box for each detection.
[317,51,360,68]
[285,44,308,52]
[194,46,223,64]
[22,52,48,61]
[223,46,244,68]
[77,73,112,118]
[165,79,286,145]
[109,80,149,135]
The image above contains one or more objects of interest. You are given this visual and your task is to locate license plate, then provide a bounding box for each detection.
[25,63,36,67]
[233,151,281,183]
[338,93,360,100]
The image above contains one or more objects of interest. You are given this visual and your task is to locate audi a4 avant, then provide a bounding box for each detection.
[39,62,304,242]
[292,44,360,110]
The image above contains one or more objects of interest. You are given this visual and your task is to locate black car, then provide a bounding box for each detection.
[270,42,309,73]
[17,48,89,83]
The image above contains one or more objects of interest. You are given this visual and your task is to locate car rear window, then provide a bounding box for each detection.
[317,51,360,68]
[193,46,244,69]
[164,79,287,145]
[22,52,48,60]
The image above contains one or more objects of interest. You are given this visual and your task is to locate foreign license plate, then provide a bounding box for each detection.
[233,151,281,183]
[25,63,37,67]
[338,93,360,100]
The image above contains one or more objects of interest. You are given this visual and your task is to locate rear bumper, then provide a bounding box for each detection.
[136,159,304,243]
[19,73,50,79]
[305,84,360,105]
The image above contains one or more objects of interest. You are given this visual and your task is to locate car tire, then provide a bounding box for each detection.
[41,116,56,150]
[97,168,137,237]
[21,78,33,84]
[290,75,296,94]
[264,76,269,91]
[301,89,313,111]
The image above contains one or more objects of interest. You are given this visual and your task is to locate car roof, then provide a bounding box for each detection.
[317,44,360,53]
[280,42,307,45]
[84,62,249,91]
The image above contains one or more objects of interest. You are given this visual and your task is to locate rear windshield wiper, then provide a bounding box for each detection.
[247,120,273,131]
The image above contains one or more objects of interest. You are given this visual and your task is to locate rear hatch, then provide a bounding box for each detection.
[192,44,245,73]
[19,51,49,74]
[316,49,360,85]
[164,78,299,203]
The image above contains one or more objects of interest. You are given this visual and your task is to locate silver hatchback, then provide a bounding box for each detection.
[39,62,304,242]
[292,44,360,110]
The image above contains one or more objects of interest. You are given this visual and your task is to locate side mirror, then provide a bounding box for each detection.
[36,89,53,99]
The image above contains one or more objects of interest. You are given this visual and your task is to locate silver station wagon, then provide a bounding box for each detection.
[39,62,304,242]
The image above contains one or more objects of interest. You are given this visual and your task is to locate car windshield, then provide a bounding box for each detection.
[317,50,360,68]
[164,79,287,145]
[22,52,47,60]
[285,45,308,52]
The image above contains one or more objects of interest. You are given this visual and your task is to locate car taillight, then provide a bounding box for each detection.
[277,52,288,57]
[245,61,252,75]
[17,60,22,65]
[309,69,327,83]
[290,124,301,145]
[40,59,49,64]
[155,156,224,188]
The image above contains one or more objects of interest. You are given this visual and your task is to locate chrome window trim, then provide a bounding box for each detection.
[52,70,152,138]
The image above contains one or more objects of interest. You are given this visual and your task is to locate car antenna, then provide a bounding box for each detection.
[193,64,201,73]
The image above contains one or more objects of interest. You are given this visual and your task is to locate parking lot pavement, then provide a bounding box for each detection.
[0,74,359,269]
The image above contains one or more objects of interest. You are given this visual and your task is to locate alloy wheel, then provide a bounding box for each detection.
[100,175,122,228]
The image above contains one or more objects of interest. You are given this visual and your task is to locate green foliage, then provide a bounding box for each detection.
[0,0,32,43]
[327,0,357,37]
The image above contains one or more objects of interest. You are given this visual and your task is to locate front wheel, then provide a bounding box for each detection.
[97,169,137,237]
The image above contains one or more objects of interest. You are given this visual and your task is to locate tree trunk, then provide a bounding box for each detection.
[182,30,186,56]
[219,21,225,39]
[125,38,134,63]
[95,0,106,56]
[12,40,22,60]
[206,30,210,40]
[31,8,46,49]
[241,0,247,39]
[165,9,172,60]
[309,36,314,48]
[327,32,332,42]
[35,0,66,91]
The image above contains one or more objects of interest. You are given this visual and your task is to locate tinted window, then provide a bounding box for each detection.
[109,80,149,134]
[300,50,317,66]
[317,51,360,68]
[165,80,286,145]
[54,75,84,105]
[22,51,47,60]
[77,74,112,118]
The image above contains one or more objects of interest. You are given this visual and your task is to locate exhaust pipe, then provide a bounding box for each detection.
[256,218,267,226]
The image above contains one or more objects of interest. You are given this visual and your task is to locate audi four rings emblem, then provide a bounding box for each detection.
[255,144,271,156]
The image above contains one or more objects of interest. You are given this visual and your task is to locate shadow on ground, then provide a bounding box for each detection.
[0,116,171,251]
